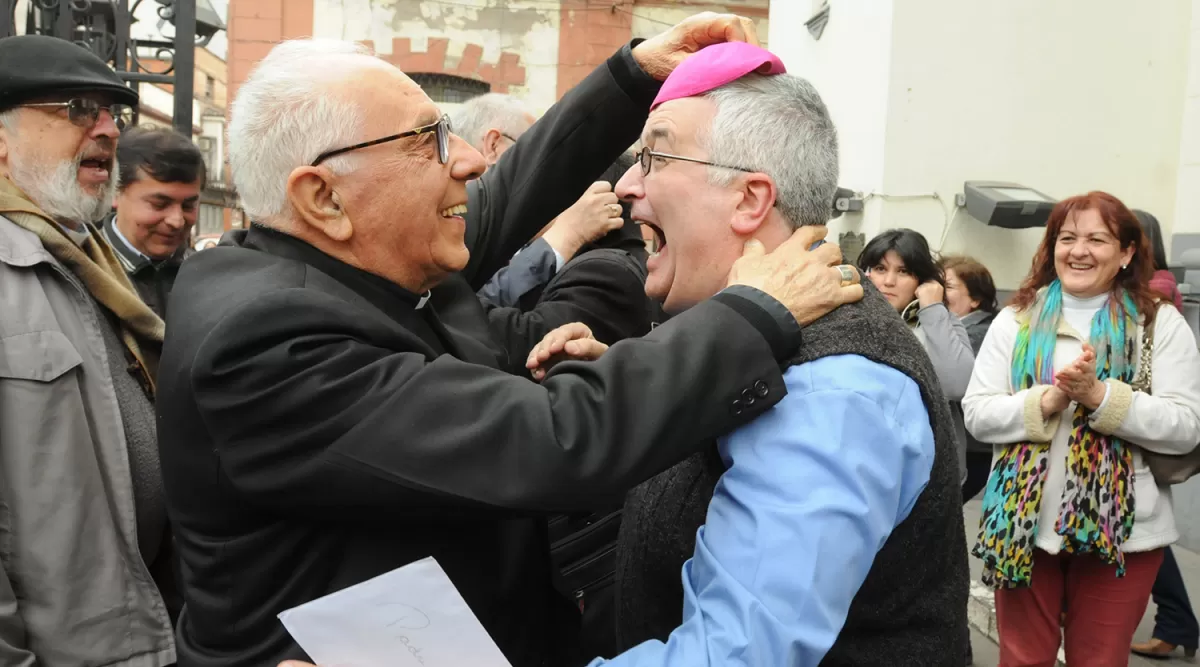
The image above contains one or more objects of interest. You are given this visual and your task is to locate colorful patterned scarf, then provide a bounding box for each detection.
[973,280,1138,588]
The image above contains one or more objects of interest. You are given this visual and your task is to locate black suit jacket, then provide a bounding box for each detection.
[157,44,793,667]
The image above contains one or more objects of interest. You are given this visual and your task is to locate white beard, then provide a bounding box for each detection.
[8,150,116,225]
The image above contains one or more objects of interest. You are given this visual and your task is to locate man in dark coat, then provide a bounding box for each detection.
[156,15,863,667]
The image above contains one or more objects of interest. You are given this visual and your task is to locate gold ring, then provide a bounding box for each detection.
[609,204,622,216]
[836,264,857,287]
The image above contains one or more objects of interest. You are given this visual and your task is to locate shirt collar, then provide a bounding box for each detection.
[102,214,153,271]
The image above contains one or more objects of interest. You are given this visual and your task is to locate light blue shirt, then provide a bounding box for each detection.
[589,354,935,667]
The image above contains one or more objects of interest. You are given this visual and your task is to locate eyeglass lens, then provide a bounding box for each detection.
[436,116,451,164]
[69,99,133,130]
[639,147,652,175]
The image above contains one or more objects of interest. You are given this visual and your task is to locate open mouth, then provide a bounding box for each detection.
[78,155,113,177]
[638,221,666,255]
[440,204,467,218]
[1067,263,1094,271]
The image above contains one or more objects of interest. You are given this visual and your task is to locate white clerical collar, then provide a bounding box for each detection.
[416,291,430,310]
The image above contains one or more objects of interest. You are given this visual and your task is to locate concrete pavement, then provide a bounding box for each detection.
[963,499,1190,665]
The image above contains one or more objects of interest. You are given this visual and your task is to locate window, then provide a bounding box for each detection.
[197,202,224,236]
[197,136,216,175]
[408,73,490,104]
[204,75,215,101]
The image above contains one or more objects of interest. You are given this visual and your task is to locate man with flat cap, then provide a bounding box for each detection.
[0,35,177,666]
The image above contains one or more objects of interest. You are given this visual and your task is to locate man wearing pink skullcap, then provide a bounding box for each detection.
[531,41,969,665]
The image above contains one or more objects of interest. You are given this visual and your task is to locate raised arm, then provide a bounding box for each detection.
[460,45,656,288]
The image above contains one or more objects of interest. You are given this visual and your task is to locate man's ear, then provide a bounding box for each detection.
[0,125,10,164]
[481,128,504,163]
[730,173,777,236]
[286,166,353,242]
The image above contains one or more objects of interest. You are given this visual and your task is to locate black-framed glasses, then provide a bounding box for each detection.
[311,114,452,167]
[635,146,754,176]
[500,132,518,143]
[19,98,133,130]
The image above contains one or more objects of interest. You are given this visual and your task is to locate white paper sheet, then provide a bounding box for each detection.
[278,556,513,667]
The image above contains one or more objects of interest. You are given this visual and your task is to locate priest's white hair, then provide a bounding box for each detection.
[228,39,392,222]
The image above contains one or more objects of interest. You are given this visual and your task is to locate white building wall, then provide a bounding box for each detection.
[768,0,895,244]
[1176,0,1200,238]
[771,0,1194,289]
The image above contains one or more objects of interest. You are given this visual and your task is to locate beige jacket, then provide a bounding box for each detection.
[0,215,174,666]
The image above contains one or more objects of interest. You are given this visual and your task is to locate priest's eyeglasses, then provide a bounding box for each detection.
[312,115,452,167]
[18,99,133,131]
[635,146,754,176]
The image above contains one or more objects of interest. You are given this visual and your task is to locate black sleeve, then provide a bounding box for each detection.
[461,41,658,290]
[191,290,790,518]
[483,250,655,374]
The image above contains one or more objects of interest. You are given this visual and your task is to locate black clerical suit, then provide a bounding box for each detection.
[157,43,799,667]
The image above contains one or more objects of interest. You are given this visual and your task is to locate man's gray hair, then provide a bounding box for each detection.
[227,39,390,222]
[702,73,838,229]
[0,109,16,131]
[450,93,533,150]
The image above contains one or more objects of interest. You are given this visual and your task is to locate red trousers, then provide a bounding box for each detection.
[994,547,1163,667]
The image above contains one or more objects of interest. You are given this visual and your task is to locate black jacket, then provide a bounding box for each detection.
[157,43,798,667]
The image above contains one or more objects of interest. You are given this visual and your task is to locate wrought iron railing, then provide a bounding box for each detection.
[0,0,224,136]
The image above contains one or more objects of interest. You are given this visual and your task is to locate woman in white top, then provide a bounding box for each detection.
[964,191,1200,666]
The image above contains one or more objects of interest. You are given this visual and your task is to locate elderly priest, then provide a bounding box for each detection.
[156,12,863,667]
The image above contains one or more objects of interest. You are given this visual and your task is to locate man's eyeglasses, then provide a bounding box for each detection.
[18,98,133,131]
[312,115,453,167]
[635,146,754,176]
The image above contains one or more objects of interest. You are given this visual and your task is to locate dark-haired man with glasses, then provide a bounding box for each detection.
[0,34,177,666]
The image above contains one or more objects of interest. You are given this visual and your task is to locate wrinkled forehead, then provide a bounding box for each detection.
[640,96,717,151]
[348,66,441,133]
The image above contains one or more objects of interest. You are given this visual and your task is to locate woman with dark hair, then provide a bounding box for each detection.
[1130,208,1197,661]
[964,191,1200,665]
[859,229,975,484]
[940,255,999,505]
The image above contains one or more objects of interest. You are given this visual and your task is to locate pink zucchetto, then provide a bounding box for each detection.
[650,42,787,111]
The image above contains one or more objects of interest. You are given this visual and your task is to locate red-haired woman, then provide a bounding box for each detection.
[963,191,1200,666]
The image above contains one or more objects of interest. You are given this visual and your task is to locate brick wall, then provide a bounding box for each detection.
[557,0,634,99]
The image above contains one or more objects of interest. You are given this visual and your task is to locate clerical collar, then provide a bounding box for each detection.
[245,223,430,310]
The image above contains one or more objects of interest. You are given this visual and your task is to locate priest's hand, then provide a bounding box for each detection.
[632,12,760,80]
[726,225,864,327]
[526,322,609,382]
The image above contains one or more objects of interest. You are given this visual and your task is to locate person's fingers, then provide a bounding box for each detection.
[737,16,760,46]
[812,240,843,266]
[838,283,865,304]
[594,192,619,207]
[589,181,614,194]
[564,339,608,360]
[778,224,829,252]
[740,238,765,258]
[831,264,860,286]
[719,15,747,44]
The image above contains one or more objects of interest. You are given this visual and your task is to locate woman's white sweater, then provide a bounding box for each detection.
[963,295,1200,553]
